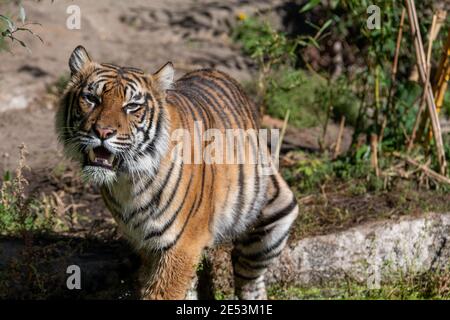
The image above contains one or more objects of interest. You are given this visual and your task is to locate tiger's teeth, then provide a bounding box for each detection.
[89,149,95,162]
[109,155,115,163]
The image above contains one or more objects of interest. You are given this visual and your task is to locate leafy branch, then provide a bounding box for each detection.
[0,3,43,53]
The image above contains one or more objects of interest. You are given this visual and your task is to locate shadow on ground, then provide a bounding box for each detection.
[0,234,140,299]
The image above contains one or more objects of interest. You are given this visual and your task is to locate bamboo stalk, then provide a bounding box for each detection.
[407,13,437,151]
[380,8,405,145]
[334,116,346,158]
[424,14,439,143]
[274,109,290,162]
[407,81,429,152]
[374,66,380,133]
[405,0,447,174]
[370,133,380,177]
[418,11,448,145]
[434,24,450,115]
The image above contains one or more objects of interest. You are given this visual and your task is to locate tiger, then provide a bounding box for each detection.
[56,45,299,300]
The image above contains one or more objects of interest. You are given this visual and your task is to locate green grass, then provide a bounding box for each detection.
[265,68,359,128]
[268,269,450,300]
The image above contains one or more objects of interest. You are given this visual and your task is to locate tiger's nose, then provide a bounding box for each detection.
[94,125,117,140]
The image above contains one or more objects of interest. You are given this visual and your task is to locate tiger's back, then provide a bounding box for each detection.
[167,69,269,241]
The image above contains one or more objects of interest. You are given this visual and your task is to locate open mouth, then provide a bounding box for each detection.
[86,146,118,170]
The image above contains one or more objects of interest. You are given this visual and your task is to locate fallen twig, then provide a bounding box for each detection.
[393,152,450,185]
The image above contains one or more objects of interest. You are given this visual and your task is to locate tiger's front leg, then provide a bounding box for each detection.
[139,238,206,300]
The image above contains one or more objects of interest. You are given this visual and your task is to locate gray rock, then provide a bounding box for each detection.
[266,213,450,288]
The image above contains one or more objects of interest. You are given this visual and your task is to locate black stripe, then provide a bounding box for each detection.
[235,136,261,226]
[95,69,116,77]
[225,164,246,233]
[126,72,144,84]
[123,66,144,74]
[240,230,290,260]
[257,197,298,229]
[116,135,131,140]
[266,174,280,205]
[236,258,270,272]
[134,175,156,198]
[112,141,132,146]
[127,161,178,225]
[152,162,186,220]
[151,162,176,208]
[193,164,206,215]
[101,63,121,70]
[209,71,259,126]
[168,92,191,128]
[178,85,232,128]
[203,75,247,121]
[143,175,193,240]
[181,91,210,131]
[239,225,276,247]
[158,194,198,251]
[184,80,241,128]
[202,72,257,128]
[135,104,160,157]
[181,75,245,128]
[234,271,260,281]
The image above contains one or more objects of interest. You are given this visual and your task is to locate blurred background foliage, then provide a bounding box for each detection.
[233,0,450,185]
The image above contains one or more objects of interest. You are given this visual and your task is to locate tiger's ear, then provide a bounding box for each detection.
[69,45,92,75]
[153,62,174,91]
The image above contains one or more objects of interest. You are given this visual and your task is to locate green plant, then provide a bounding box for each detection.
[232,15,329,108]
[265,67,325,128]
[0,145,56,235]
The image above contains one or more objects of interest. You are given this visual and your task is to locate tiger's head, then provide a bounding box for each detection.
[56,46,174,185]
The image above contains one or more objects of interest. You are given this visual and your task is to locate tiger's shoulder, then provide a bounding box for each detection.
[168,68,260,128]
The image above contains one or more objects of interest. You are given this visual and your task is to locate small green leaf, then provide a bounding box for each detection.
[315,19,333,39]
[300,0,321,13]
[0,14,15,31]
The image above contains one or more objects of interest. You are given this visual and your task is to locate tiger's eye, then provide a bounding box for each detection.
[82,93,99,106]
[124,103,143,113]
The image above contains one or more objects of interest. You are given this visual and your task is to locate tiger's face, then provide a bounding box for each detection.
[56,46,174,185]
